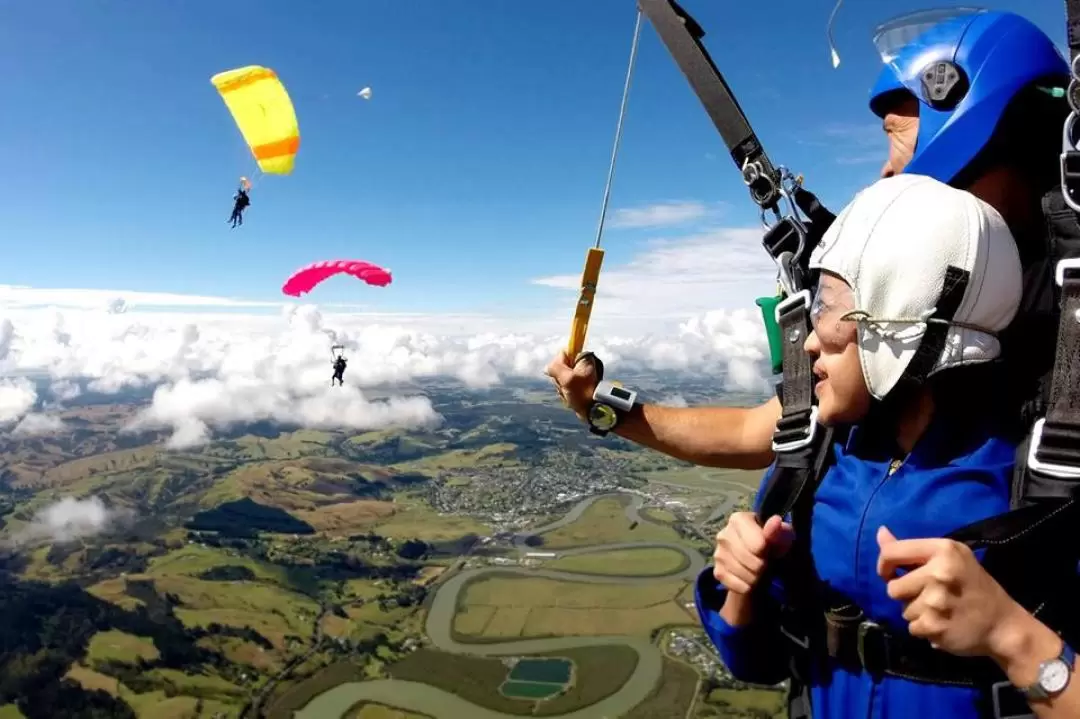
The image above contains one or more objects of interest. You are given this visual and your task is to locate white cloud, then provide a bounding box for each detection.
[0,378,36,425]
[13,496,120,545]
[127,378,440,450]
[531,228,778,318]
[12,413,63,437]
[609,201,715,229]
[0,318,13,360]
[0,230,780,445]
[49,379,82,402]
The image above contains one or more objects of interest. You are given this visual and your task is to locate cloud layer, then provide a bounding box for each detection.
[0,228,779,448]
[12,496,122,546]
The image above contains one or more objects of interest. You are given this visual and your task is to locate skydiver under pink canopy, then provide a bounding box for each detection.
[332,354,347,386]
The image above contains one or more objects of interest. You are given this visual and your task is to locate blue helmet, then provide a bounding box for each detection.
[869,8,1068,184]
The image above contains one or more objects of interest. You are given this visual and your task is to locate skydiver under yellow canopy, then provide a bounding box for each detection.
[228,186,250,228]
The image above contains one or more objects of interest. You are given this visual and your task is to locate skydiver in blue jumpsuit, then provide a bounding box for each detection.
[697,10,1080,719]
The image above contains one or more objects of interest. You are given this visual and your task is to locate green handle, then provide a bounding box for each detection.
[755,295,783,375]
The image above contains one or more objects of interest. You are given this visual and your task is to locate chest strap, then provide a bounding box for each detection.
[778,601,1001,687]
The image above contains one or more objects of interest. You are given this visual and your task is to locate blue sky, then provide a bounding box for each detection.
[0,0,1066,316]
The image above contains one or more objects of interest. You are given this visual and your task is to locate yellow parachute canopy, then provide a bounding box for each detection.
[211,65,300,176]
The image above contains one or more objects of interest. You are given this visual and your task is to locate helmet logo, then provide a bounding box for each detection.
[920,61,968,109]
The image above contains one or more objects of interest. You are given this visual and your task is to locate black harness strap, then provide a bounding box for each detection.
[636,0,833,530]
[1025,262,1080,486]
[899,266,969,385]
[638,0,783,210]
[636,5,835,715]
[755,292,824,521]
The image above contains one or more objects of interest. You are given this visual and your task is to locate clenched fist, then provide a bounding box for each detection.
[713,512,795,596]
[545,350,601,421]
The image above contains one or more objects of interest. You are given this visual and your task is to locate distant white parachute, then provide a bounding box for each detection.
[358,87,373,100]
[826,0,844,68]
[105,297,128,315]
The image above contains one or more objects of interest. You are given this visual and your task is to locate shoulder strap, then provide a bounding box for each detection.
[1000,0,1080,514]
[941,1,1080,645]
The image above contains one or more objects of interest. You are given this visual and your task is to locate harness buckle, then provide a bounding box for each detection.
[772,406,819,453]
[1059,115,1080,212]
[1054,256,1080,287]
[856,620,888,676]
[990,680,1035,719]
[1027,418,1080,480]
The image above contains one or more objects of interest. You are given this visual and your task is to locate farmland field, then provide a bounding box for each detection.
[453,575,694,639]
[538,497,683,549]
[544,547,688,577]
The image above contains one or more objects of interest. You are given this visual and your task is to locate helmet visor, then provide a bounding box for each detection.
[872,7,987,69]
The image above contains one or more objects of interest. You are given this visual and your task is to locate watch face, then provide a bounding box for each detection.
[1042,659,1071,694]
[589,404,618,431]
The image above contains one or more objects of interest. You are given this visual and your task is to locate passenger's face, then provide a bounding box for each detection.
[803,273,872,425]
[879,95,920,179]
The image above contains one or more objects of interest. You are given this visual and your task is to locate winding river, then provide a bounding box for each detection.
[295,493,708,719]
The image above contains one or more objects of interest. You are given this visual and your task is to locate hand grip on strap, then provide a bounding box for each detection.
[572,351,605,383]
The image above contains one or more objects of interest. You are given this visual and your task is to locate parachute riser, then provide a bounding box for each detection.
[637,0,814,294]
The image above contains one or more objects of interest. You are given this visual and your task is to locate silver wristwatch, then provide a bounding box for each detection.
[1019,641,1075,701]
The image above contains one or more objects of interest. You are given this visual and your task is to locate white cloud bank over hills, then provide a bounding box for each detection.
[0,228,778,449]
[11,496,124,546]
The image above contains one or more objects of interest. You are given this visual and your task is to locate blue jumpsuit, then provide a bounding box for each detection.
[695,414,1020,718]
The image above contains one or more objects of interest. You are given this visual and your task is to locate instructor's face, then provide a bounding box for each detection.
[879,96,919,179]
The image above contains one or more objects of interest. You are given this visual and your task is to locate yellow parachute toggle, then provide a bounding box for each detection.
[211,65,300,176]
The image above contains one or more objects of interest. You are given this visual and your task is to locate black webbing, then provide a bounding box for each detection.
[900,266,969,384]
[1030,266,1080,473]
[755,296,825,522]
[775,297,814,425]
[638,0,781,209]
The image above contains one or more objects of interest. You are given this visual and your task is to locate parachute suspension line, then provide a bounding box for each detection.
[565,8,642,358]
[593,7,643,250]
[826,0,844,68]
[247,166,265,190]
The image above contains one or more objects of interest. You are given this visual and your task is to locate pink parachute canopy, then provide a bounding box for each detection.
[281,259,393,297]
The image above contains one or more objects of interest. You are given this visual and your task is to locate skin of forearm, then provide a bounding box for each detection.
[613,401,777,470]
[719,590,755,626]
[990,607,1080,717]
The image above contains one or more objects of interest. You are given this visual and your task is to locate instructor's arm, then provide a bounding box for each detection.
[545,350,779,470]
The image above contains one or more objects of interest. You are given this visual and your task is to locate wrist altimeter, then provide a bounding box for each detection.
[587,380,637,437]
